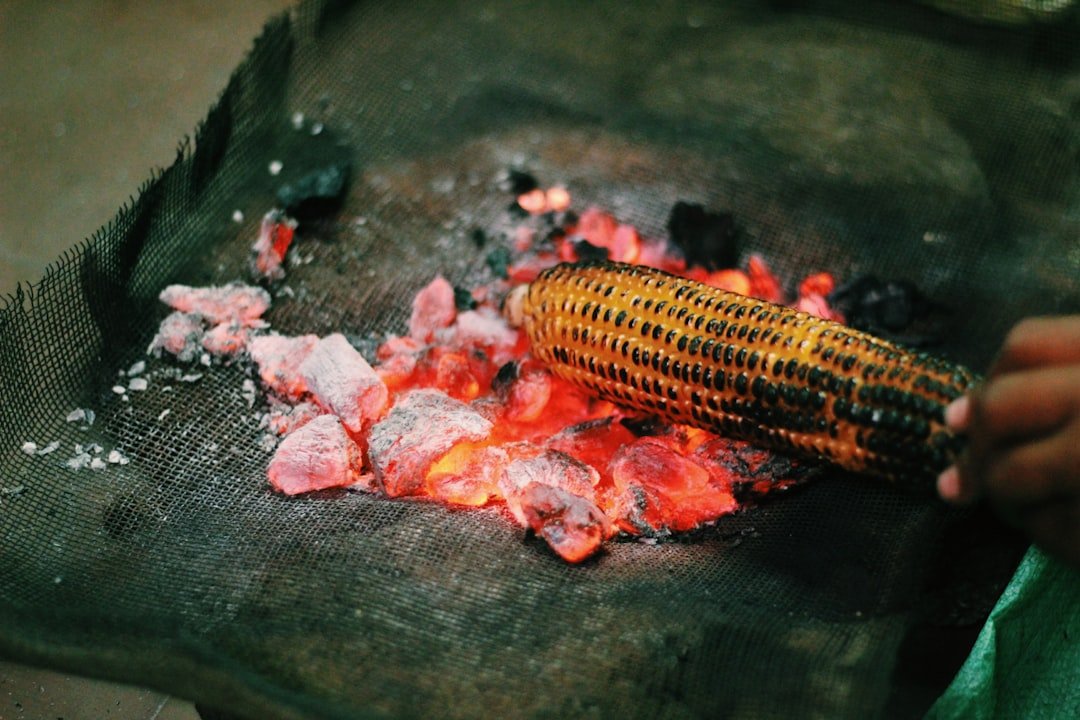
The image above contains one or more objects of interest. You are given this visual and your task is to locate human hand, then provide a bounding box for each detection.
[937,316,1080,569]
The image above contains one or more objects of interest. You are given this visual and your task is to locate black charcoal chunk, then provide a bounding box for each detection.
[505,169,538,194]
[486,246,512,278]
[492,361,520,398]
[666,201,738,270]
[454,285,478,311]
[828,275,932,333]
[276,162,351,220]
[574,240,610,262]
[470,227,488,248]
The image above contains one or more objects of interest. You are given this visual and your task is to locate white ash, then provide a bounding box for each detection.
[200,353,212,367]
[268,160,284,176]
[0,485,25,496]
[65,452,92,471]
[232,209,245,223]
[180,373,203,383]
[128,377,149,392]
[90,457,107,471]
[112,385,127,395]
[258,433,279,453]
[128,360,146,376]
[157,409,171,422]
[20,441,37,455]
[241,378,257,408]
[107,449,130,465]
[290,111,305,130]
[310,122,324,136]
[37,440,61,456]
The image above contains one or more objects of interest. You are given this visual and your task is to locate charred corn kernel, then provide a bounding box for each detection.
[507,261,978,482]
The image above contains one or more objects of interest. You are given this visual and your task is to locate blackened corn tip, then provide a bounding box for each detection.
[518,261,979,481]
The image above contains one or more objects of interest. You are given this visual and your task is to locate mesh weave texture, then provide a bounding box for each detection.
[1,2,1078,718]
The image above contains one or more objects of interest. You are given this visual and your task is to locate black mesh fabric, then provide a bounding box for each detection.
[1,2,1078,719]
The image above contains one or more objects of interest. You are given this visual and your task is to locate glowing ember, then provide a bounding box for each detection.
[498,449,600,526]
[151,282,271,361]
[409,275,457,342]
[368,389,493,497]
[515,483,611,563]
[159,282,270,326]
[611,437,737,535]
[267,414,363,495]
[149,311,205,362]
[251,210,297,280]
[516,185,571,215]
[300,333,388,435]
[249,334,319,400]
[426,443,507,506]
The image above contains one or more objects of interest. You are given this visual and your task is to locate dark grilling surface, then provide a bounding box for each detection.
[1,2,1077,718]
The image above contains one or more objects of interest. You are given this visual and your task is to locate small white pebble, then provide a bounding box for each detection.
[199,353,211,367]
[112,385,126,395]
[82,409,95,427]
[90,457,107,470]
[128,360,146,376]
[66,408,86,423]
[310,122,324,136]
[231,209,245,223]
[268,160,283,176]
[157,409,171,422]
[37,441,61,456]
[128,377,149,391]
[290,111,305,130]
[180,373,203,382]
[20,441,38,455]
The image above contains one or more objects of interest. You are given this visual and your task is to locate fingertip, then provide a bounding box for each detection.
[937,465,962,503]
[944,395,971,431]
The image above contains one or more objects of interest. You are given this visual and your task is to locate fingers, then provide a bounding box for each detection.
[938,366,1080,507]
[970,365,1080,442]
[987,315,1080,379]
[978,418,1080,506]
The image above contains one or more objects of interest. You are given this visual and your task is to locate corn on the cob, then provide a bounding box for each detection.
[506,261,977,481]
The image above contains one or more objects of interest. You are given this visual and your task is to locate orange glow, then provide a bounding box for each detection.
[517,188,548,214]
[426,442,504,506]
[507,369,552,422]
[611,224,642,263]
[545,186,571,212]
[434,352,480,401]
[704,268,752,295]
[747,254,784,303]
[799,272,836,298]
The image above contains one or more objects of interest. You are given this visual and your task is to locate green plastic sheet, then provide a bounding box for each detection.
[928,547,1080,719]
